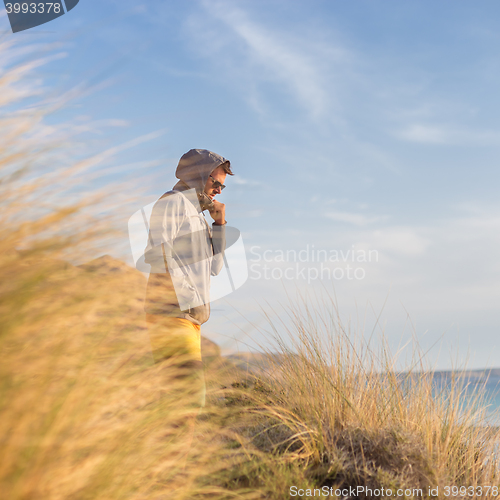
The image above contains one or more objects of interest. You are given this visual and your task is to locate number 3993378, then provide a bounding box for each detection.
[5,3,62,14]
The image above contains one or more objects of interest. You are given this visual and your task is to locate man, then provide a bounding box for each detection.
[143,148,233,407]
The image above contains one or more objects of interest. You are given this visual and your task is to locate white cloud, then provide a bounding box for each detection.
[232,176,262,186]
[396,123,500,146]
[365,227,432,257]
[325,211,384,227]
[396,124,449,145]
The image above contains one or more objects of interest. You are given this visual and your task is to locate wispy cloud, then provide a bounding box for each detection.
[186,0,349,120]
[396,123,500,146]
[325,211,385,227]
[232,176,262,186]
[366,227,432,257]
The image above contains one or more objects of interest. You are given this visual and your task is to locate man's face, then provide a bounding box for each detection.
[204,166,227,200]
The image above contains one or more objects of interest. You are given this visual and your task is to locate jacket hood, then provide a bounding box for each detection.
[173,149,229,193]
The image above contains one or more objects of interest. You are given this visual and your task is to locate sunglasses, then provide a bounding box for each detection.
[210,175,226,191]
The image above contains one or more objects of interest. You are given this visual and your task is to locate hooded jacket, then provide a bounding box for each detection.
[143,149,229,325]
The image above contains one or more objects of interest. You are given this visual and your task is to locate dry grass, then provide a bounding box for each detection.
[0,251,252,499]
[214,299,500,499]
[1,40,499,500]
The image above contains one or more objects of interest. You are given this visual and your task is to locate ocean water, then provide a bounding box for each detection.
[466,376,500,425]
[433,371,500,426]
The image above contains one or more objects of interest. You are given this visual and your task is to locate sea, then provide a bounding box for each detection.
[432,369,500,426]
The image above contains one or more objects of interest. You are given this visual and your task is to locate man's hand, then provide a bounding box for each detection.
[209,200,226,225]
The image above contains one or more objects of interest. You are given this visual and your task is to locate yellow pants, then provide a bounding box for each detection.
[146,315,205,407]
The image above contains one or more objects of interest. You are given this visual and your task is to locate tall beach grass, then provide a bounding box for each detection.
[212,298,500,498]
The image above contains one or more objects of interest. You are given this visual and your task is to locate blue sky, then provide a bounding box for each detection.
[3,0,500,369]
